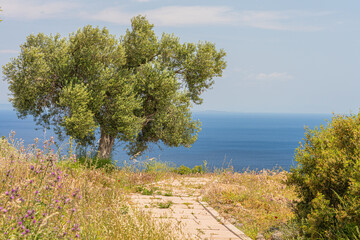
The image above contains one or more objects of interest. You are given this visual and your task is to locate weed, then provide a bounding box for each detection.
[157,201,173,209]
[164,191,173,197]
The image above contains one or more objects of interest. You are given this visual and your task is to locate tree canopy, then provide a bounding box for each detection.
[2,15,226,159]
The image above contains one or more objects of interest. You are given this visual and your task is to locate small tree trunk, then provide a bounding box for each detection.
[97,128,115,159]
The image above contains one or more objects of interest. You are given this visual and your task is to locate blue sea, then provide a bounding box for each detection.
[0,109,330,171]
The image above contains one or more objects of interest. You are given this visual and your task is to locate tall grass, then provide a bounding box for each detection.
[0,134,182,239]
[201,169,297,239]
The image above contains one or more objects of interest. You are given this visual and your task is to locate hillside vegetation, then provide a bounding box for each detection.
[0,133,298,239]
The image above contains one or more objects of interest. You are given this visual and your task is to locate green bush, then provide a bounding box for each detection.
[77,156,115,170]
[173,164,205,175]
[287,113,360,239]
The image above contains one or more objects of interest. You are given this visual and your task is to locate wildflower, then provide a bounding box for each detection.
[275,216,278,219]
[33,220,36,224]
[5,191,9,195]
[30,180,33,184]
[31,165,34,170]
[25,229,30,233]
[72,208,76,212]
[18,221,22,225]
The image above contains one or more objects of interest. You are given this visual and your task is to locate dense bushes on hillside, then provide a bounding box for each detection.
[287,113,360,239]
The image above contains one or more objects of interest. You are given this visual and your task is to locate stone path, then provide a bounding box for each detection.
[129,176,251,240]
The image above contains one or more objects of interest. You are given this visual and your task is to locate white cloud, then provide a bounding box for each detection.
[0,0,331,31]
[237,11,326,31]
[87,6,329,31]
[84,7,132,25]
[0,0,79,20]
[87,6,236,26]
[253,72,294,81]
[0,49,19,54]
[146,6,237,26]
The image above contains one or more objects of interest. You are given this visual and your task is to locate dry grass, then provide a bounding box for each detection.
[0,134,182,239]
[201,170,297,239]
[0,133,299,239]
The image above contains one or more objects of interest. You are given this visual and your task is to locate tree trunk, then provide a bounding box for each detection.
[97,128,115,159]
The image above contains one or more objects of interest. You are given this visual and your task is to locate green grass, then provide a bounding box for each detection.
[157,201,173,209]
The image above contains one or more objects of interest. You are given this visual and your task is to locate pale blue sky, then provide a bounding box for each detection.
[0,0,359,114]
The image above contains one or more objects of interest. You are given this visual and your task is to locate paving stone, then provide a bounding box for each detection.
[130,176,252,240]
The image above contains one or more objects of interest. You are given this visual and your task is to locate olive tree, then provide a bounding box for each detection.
[2,15,226,159]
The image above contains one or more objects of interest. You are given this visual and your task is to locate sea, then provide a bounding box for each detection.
[0,109,331,171]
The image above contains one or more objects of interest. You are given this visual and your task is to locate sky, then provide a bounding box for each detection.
[0,0,359,114]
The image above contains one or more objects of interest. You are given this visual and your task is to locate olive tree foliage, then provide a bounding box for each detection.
[2,16,226,159]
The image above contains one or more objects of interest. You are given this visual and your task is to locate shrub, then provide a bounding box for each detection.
[287,113,360,239]
[173,164,205,175]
